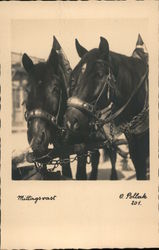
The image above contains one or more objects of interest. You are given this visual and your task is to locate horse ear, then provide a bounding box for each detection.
[99,37,109,58]
[53,36,61,50]
[47,48,59,73]
[136,33,144,46]
[75,39,88,58]
[22,53,34,72]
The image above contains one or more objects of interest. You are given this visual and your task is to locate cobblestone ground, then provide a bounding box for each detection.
[12,131,136,180]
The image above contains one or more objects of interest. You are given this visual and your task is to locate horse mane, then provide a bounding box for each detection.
[110,51,147,77]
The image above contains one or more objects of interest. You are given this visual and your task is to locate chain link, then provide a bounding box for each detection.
[119,106,149,134]
[33,107,148,174]
[33,151,95,173]
[109,108,115,144]
[33,138,112,173]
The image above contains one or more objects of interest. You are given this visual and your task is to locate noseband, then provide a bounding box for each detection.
[25,108,57,126]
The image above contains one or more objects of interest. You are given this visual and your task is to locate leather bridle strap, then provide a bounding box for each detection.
[67,97,95,115]
[67,70,114,117]
[25,108,57,127]
[25,86,63,130]
[93,69,112,109]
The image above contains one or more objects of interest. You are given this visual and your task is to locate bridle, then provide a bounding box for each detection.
[67,60,149,133]
[67,65,115,120]
[24,67,67,163]
[24,79,63,132]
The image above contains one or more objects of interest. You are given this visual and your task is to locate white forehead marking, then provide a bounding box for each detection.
[81,63,87,73]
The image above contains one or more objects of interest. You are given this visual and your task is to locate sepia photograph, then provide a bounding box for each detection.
[0,1,158,249]
[11,18,149,181]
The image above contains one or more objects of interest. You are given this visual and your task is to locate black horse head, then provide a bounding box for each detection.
[65,35,149,180]
[22,46,67,156]
[65,36,147,140]
[65,37,114,140]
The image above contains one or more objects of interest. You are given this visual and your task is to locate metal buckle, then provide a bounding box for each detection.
[83,103,94,113]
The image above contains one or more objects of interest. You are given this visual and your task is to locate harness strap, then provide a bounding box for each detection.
[93,70,112,109]
[25,109,57,126]
[56,89,62,123]
[67,70,114,117]
[25,73,63,131]
[67,97,95,115]
[100,67,149,125]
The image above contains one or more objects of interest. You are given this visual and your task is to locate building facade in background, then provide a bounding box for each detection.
[12,52,44,132]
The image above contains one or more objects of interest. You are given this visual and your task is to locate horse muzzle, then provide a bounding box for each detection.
[64,107,90,139]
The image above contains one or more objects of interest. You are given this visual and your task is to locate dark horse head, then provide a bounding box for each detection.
[65,36,149,180]
[65,36,147,140]
[22,47,67,156]
[64,37,114,140]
